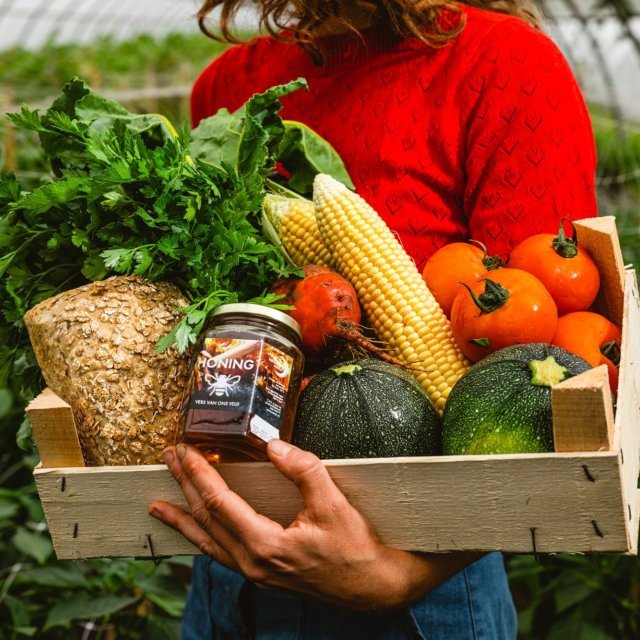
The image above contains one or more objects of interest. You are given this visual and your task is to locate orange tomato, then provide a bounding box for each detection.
[551,311,621,393]
[422,242,504,317]
[450,268,558,362]
[508,221,600,315]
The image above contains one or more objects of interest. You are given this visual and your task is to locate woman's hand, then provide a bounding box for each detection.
[149,440,479,612]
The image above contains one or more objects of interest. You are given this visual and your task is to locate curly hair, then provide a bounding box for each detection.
[197,1,542,63]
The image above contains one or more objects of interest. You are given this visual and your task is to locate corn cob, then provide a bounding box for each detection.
[262,194,334,268]
[313,174,470,413]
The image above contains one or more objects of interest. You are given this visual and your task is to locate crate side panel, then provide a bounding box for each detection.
[615,271,640,553]
[574,216,626,325]
[27,390,85,468]
[322,455,626,553]
[552,365,614,452]
[34,467,198,559]
[35,453,627,558]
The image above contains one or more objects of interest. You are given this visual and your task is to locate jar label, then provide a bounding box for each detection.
[187,337,293,441]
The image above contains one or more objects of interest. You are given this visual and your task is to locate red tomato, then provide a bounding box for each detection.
[551,311,621,393]
[422,242,504,317]
[451,268,558,362]
[508,221,600,315]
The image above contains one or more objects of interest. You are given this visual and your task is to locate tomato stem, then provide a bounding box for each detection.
[469,239,508,271]
[459,278,510,313]
[552,217,579,259]
[601,340,621,367]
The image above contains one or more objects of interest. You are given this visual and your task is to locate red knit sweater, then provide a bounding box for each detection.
[191,6,597,271]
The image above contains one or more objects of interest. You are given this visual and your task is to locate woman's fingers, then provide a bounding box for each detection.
[161,446,248,557]
[167,444,282,544]
[148,500,240,571]
[267,440,349,522]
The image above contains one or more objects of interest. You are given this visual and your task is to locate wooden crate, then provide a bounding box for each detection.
[29,217,640,560]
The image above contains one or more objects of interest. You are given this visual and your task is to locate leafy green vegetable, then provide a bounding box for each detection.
[1,77,353,419]
[190,81,353,196]
[278,120,355,194]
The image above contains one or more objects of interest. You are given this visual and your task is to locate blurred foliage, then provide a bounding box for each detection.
[0,31,227,99]
[591,105,640,268]
[508,554,640,639]
[1,31,229,186]
[0,413,191,639]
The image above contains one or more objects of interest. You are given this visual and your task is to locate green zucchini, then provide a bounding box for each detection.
[442,344,591,455]
[293,359,441,459]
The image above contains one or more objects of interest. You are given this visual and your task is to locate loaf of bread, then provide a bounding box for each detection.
[24,276,191,465]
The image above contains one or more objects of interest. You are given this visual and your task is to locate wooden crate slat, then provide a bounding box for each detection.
[35,451,628,558]
[34,465,199,559]
[552,365,614,452]
[614,271,640,553]
[27,390,84,468]
[574,216,626,326]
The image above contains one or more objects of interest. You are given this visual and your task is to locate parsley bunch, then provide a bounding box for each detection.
[0,77,352,411]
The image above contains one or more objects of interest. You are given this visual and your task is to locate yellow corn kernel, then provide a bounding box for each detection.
[313,174,470,413]
[262,194,333,267]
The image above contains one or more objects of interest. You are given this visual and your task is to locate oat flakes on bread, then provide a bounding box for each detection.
[23,275,190,465]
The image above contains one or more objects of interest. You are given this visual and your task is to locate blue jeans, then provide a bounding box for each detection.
[182,553,517,639]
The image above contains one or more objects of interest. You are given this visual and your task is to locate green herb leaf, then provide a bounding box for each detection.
[1,75,334,394]
[12,177,85,214]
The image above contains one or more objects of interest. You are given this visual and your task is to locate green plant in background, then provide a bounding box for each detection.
[592,105,640,268]
[509,554,640,639]
[0,411,190,640]
[0,32,229,188]
[0,32,227,100]
[2,496,188,639]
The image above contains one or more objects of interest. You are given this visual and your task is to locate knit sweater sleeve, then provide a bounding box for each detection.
[461,19,597,256]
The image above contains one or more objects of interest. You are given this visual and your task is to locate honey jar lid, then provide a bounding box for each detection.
[211,303,302,339]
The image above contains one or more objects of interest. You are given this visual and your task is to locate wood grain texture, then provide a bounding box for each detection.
[27,390,84,468]
[34,451,628,559]
[574,216,626,325]
[552,365,614,452]
[614,271,640,553]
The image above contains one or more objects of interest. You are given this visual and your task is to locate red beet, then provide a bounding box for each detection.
[272,265,404,366]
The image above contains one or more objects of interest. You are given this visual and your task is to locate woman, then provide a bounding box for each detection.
[149,2,597,638]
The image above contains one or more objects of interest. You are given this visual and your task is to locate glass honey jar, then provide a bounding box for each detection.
[182,304,304,462]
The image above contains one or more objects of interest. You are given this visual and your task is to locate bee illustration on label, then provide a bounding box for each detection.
[204,373,242,397]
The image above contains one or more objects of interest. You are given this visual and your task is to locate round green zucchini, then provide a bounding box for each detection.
[442,343,591,455]
[293,359,441,459]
